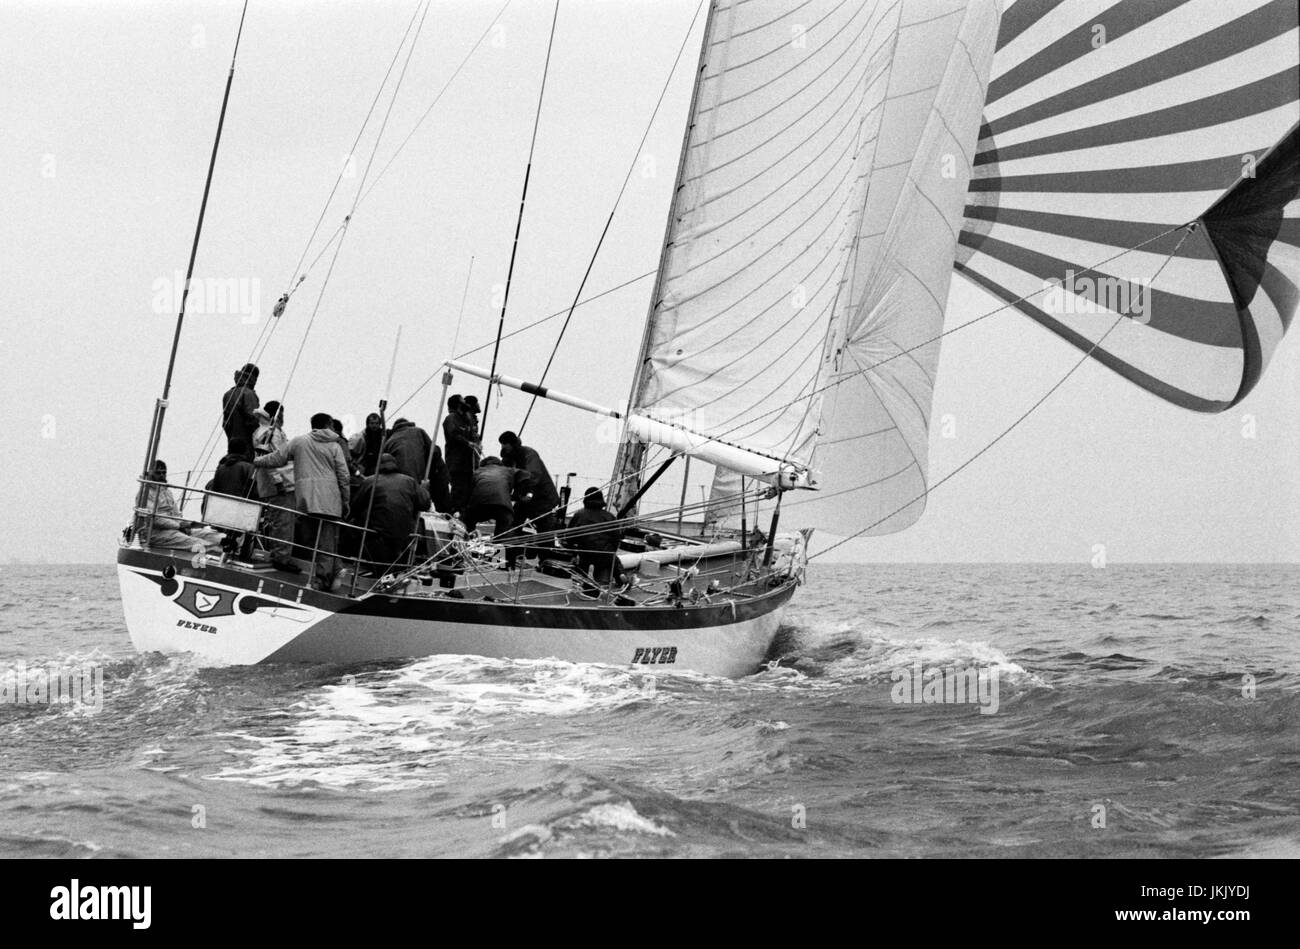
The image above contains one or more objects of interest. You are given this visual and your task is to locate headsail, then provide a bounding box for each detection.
[795,0,1001,536]
[957,0,1300,412]
[613,0,1002,533]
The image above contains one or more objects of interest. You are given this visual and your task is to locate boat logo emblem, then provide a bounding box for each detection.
[175,583,236,620]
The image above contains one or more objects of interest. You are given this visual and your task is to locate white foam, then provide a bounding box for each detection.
[208,656,656,791]
[565,801,675,838]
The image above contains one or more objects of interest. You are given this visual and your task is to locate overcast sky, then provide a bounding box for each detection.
[2,0,1296,564]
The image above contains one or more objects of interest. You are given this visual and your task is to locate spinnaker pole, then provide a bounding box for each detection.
[140,0,250,485]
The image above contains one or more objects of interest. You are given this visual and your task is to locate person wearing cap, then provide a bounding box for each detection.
[351,452,431,574]
[252,401,299,573]
[498,430,562,561]
[221,363,261,457]
[564,487,624,589]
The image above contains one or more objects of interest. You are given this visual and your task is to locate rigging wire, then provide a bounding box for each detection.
[276,0,433,407]
[805,224,1198,560]
[710,221,1192,447]
[481,0,561,440]
[387,273,656,420]
[186,0,430,483]
[517,0,707,436]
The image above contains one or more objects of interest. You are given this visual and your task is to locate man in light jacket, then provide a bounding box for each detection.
[255,412,350,591]
[252,401,299,573]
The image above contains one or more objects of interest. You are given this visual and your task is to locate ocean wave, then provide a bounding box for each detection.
[207,656,659,791]
[770,623,1045,690]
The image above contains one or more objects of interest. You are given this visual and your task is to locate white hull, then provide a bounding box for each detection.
[116,551,795,678]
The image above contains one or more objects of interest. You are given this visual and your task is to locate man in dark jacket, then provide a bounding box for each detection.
[464,456,528,567]
[383,418,432,483]
[351,452,431,574]
[565,487,623,588]
[211,437,256,498]
[442,396,480,514]
[498,430,561,561]
[426,444,451,514]
[221,363,260,457]
[209,437,257,558]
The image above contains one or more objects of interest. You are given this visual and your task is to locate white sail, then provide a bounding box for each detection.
[616,0,1000,533]
[798,0,1001,535]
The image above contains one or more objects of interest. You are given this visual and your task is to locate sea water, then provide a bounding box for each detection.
[0,563,1296,858]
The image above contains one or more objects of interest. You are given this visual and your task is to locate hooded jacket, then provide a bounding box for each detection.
[254,428,350,516]
[382,419,433,482]
[352,454,431,543]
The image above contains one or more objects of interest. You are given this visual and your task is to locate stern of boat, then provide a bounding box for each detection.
[116,546,335,665]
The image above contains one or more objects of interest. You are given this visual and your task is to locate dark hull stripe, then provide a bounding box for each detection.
[118,546,797,634]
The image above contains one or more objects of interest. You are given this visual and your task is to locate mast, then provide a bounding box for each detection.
[140,1,250,484]
[609,0,718,513]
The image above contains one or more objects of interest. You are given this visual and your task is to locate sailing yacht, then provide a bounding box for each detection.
[117,0,1300,675]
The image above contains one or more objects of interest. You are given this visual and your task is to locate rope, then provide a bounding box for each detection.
[518,0,708,435]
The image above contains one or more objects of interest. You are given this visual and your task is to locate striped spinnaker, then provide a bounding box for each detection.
[957,0,1300,411]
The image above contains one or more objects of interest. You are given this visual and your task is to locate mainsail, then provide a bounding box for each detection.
[957,0,1300,411]
[613,0,1002,532]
